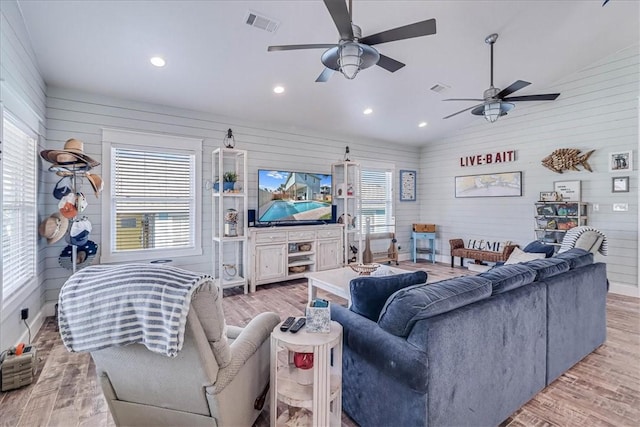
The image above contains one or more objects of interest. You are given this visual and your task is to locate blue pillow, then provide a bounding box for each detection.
[523,241,556,258]
[349,271,427,321]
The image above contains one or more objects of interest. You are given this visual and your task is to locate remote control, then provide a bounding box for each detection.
[280,317,296,332]
[289,318,306,333]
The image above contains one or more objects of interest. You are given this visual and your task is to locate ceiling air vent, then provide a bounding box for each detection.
[245,11,280,33]
[430,83,451,94]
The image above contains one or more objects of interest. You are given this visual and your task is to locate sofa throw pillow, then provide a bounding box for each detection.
[553,248,593,269]
[191,282,231,368]
[478,263,537,295]
[523,240,556,258]
[378,276,492,337]
[505,247,546,265]
[349,271,428,321]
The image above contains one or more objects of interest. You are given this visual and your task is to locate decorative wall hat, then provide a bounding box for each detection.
[58,193,78,219]
[38,212,69,244]
[53,176,73,200]
[58,240,98,270]
[40,138,100,168]
[86,173,104,198]
[76,192,88,212]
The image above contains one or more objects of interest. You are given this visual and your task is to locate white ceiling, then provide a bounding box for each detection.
[16,0,640,146]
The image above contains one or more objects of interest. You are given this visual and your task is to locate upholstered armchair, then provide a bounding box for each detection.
[90,281,280,427]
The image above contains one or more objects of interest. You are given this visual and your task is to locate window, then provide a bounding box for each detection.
[102,129,202,263]
[2,113,37,300]
[360,166,394,234]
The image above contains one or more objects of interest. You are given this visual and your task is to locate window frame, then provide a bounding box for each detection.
[1,109,38,304]
[359,160,395,235]
[101,129,203,264]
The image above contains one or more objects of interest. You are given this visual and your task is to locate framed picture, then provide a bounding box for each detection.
[608,151,633,172]
[612,176,629,193]
[554,180,581,201]
[400,170,416,201]
[539,191,559,202]
[454,171,522,198]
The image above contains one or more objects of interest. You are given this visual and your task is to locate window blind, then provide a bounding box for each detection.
[112,147,195,253]
[2,115,37,300]
[360,168,394,234]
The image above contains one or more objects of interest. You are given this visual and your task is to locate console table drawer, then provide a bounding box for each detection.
[288,230,316,241]
[317,229,342,239]
[255,232,287,244]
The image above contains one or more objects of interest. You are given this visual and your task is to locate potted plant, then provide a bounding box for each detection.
[223,171,237,192]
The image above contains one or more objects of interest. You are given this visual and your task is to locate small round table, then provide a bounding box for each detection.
[270,320,343,427]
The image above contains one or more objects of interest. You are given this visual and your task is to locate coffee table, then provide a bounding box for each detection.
[305,266,410,305]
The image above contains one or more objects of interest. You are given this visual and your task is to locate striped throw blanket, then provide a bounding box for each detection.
[58,263,214,357]
[558,226,608,256]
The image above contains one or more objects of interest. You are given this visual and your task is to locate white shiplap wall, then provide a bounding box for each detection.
[0,0,48,349]
[42,87,422,301]
[419,44,639,294]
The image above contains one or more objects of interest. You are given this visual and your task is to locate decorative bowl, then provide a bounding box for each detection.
[349,263,380,276]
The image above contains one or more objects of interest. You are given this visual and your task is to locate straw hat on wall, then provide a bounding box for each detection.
[40,138,100,168]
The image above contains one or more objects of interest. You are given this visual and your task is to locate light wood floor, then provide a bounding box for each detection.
[1,261,638,427]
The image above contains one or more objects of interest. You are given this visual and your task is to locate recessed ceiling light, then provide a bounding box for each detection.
[418,122,428,128]
[150,56,166,67]
[363,108,373,115]
[273,86,285,94]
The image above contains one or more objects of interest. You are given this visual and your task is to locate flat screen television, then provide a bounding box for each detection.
[257,169,333,225]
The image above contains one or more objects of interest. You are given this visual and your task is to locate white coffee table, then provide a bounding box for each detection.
[305,266,410,305]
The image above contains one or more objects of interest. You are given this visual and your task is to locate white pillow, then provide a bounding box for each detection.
[505,247,546,265]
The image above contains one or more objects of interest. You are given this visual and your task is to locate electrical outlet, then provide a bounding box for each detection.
[21,308,29,320]
[592,204,599,212]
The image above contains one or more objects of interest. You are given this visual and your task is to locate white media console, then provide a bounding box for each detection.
[248,224,343,292]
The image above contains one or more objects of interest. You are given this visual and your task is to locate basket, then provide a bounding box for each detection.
[349,263,380,276]
[298,243,312,252]
[289,266,306,273]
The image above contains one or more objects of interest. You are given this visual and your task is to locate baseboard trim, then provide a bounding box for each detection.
[608,281,640,298]
[16,301,57,346]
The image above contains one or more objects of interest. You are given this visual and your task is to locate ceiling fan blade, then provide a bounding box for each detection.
[315,68,334,82]
[443,103,485,119]
[503,93,561,102]
[442,98,485,102]
[471,105,486,116]
[376,54,405,72]
[360,18,436,46]
[496,80,531,98]
[268,44,336,52]
[323,0,354,40]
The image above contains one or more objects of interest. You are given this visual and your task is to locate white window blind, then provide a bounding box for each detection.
[2,114,37,300]
[360,168,394,234]
[112,147,195,253]
[102,128,202,263]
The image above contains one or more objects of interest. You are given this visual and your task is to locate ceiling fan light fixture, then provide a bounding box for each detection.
[338,41,363,80]
[483,102,514,123]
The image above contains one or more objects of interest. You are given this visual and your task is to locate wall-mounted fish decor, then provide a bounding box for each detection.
[542,148,595,174]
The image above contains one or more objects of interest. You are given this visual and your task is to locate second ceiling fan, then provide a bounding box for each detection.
[267,0,436,82]
[443,33,561,122]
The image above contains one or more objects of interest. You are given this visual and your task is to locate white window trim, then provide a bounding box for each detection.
[359,159,396,234]
[101,128,203,263]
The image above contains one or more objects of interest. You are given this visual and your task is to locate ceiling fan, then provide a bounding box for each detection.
[267,0,436,82]
[443,33,561,123]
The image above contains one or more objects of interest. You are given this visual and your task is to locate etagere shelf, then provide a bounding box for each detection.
[331,161,362,264]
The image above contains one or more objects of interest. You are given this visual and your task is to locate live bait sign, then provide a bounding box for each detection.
[460,150,516,167]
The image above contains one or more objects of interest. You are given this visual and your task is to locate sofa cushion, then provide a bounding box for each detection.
[553,248,594,269]
[349,271,428,321]
[523,240,556,258]
[505,247,546,265]
[523,257,570,281]
[378,276,492,337]
[478,263,537,295]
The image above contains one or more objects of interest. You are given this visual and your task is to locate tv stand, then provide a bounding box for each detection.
[248,224,343,292]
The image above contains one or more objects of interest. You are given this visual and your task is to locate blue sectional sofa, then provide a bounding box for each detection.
[331,249,607,427]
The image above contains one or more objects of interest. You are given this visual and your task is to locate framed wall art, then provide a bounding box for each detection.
[608,151,633,172]
[400,170,416,201]
[454,171,522,198]
[612,176,629,193]
[554,180,581,201]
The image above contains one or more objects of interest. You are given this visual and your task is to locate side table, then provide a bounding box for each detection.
[412,231,436,263]
[270,320,343,427]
